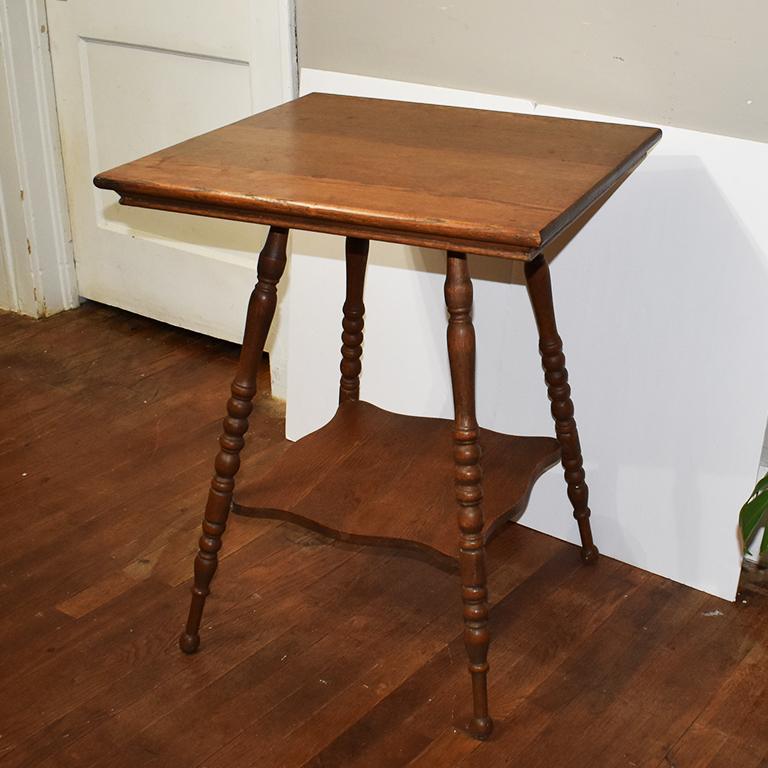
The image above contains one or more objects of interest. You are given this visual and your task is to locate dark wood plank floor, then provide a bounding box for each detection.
[1,303,766,768]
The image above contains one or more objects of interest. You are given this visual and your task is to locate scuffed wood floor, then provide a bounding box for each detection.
[1,303,767,768]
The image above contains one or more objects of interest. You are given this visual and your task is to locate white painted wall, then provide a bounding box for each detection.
[0,0,78,317]
[297,0,768,144]
[284,69,768,601]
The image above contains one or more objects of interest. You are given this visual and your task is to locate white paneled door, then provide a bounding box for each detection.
[46,0,295,393]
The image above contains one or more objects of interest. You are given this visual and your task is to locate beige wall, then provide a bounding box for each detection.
[297,0,768,142]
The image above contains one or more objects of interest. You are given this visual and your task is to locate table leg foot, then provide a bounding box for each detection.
[581,544,600,564]
[179,632,200,655]
[468,716,494,741]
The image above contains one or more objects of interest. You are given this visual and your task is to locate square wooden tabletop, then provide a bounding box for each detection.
[94,93,661,260]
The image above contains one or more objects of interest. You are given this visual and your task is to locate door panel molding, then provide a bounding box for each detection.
[45,0,296,397]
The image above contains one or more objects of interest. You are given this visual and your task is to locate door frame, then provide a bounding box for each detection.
[0,0,77,316]
[1,0,298,317]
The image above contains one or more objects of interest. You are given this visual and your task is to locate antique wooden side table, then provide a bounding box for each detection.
[95,94,660,740]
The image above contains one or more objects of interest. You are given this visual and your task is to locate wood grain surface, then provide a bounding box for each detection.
[94,94,661,259]
[233,400,559,563]
[3,304,763,768]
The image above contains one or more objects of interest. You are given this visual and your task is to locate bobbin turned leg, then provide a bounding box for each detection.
[445,251,493,740]
[524,255,599,564]
[180,227,289,654]
[339,237,369,403]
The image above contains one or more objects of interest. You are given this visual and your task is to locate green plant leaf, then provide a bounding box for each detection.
[739,493,768,549]
[752,472,768,498]
[761,525,768,555]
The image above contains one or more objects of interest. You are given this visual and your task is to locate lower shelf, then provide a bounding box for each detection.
[233,400,560,564]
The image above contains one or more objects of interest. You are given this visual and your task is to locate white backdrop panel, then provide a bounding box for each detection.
[283,69,768,601]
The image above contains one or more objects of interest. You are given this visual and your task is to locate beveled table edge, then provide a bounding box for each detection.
[114,191,535,260]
